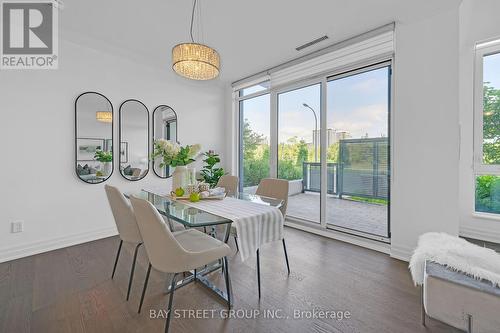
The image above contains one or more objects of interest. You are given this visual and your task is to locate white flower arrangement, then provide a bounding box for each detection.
[152,140,201,168]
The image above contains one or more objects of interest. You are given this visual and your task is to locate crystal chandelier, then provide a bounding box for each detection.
[172,0,220,80]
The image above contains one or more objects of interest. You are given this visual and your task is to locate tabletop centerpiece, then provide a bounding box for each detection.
[151,140,201,191]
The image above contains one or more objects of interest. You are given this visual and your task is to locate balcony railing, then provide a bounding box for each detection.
[302,138,389,200]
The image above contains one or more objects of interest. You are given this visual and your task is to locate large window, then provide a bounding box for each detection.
[474,43,500,215]
[239,93,270,191]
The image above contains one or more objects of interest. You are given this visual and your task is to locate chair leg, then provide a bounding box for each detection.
[256,249,261,299]
[223,256,232,308]
[111,240,123,279]
[234,236,239,252]
[138,263,152,313]
[126,243,142,301]
[282,239,290,275]
[165,273,178,333]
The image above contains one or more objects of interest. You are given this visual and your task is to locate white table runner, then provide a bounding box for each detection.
[180,197,284,261]
[142,187,284,261]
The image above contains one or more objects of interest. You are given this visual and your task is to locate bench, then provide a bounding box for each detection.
[422,260,500,332]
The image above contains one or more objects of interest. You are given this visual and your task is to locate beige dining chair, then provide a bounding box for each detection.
[217,175,239,196]
[233,178,290,298]
[104,185,143,301]
[130,196,232,333]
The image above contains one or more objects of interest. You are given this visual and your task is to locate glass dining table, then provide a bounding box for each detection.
[125,189,283,306]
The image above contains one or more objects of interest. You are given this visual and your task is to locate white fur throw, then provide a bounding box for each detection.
[409,232,500,286]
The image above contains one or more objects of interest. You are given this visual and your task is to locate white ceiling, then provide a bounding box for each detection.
[61,0,460,83]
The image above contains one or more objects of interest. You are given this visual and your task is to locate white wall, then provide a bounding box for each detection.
[458,0,500,242]
[0,38,226,262]
[390,7,460,260]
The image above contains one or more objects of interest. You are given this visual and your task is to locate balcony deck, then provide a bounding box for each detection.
[287,192,388,237]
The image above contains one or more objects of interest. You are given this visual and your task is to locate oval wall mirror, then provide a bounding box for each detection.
[152,105,178,178]
[75,92,114,184]
[119,100,149,181]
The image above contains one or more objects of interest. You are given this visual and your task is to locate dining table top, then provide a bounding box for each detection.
[126,190,284,228]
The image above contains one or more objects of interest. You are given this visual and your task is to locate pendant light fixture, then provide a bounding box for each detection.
[172,0,220,80]
[96,111,112,123]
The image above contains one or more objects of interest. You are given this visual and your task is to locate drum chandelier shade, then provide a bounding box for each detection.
[96,111,112,123]
[172,0,220,80]
[172,43,220,80]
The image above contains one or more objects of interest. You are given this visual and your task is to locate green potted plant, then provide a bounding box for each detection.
[94,150,112,176]
[200,150,225,188]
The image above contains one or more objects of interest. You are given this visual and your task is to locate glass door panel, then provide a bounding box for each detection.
[239,94,271,193]
[326,65,390,238]
[278,83,321,223]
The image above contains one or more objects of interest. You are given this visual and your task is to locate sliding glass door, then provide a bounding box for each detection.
[326,64,391,238]
[277,83,321,223]
[237,61,391,241]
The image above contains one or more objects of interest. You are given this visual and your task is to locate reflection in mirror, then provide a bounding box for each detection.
[153,105,177,178]
[119,100,149,181]
[75,92,113,184]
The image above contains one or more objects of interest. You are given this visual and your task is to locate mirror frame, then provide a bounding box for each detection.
[152,105,178,179]
[118,99,150,181]
[74,91,114,184]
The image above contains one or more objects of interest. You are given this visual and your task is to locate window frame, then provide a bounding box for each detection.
[473,41,500,216]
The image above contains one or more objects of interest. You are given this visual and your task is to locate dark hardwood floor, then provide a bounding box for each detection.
[0,227,458,333]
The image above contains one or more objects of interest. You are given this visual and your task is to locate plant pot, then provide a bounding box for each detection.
[102,162,112,176]
[171,165,188,190]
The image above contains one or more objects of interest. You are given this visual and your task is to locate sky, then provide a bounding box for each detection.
[484,52,500,89]
[241,66,390,144]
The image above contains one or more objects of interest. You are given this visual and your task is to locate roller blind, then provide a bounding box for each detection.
[232,23,394,91]
[270,30,394,88]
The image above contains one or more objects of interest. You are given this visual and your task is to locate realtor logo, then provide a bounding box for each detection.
[1,1,58,69]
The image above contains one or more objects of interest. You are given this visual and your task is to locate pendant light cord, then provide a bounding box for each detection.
[190,0,197,42]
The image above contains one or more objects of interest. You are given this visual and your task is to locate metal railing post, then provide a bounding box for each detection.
[302,161,307,193]
[373,141,379,198]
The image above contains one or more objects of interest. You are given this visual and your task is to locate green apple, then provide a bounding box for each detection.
[175,187,185,196]
[189,192,200,202]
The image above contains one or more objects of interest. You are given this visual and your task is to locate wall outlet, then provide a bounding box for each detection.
[11,220,24,233]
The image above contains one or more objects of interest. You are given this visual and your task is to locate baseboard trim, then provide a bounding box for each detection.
[284,219,391,255]
[460,225,500,244]
[390,244,413,262]
[0,227,118,263]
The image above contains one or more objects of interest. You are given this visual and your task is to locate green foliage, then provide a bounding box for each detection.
[170,146,195,167]
[327,143,339,162]
[242,119,270,187]
[483,84,500,164]
[94,150,112,162]
[277,137,311,181]
[348,196,388,205]
[475,175,500,214]
[243,145,270,187]
[200,151,225,188]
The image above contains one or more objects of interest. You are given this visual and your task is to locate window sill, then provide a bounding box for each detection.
[472,212,500,222]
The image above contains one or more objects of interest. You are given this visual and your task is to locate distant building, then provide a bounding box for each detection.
[313,129,351,148]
